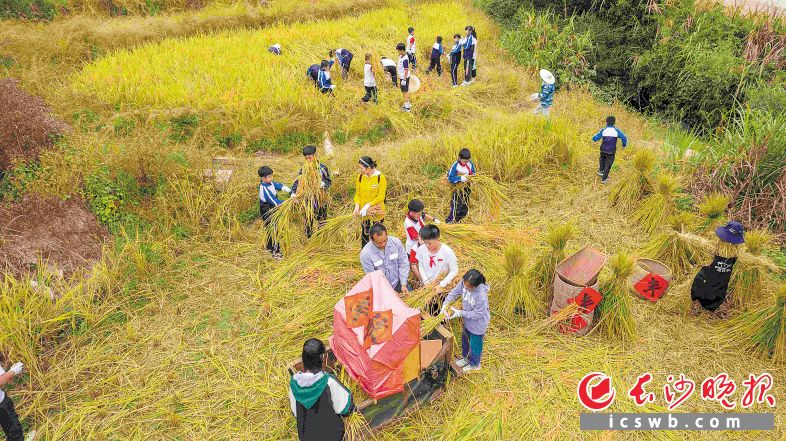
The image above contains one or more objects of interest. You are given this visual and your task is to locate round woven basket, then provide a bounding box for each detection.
[627,258,673,297]
[550,273,600,337]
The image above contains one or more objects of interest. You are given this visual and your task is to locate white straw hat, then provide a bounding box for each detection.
[539,69,555,85]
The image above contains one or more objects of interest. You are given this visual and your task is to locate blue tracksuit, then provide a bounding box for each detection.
[592,125,628,154]
[449,42,462,85]
[446,160,476,223]
[317,70,333,94]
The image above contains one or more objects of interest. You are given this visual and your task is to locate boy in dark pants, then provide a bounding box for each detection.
[259,166,292,259]
[448,34,462,87]
[380,57,398,87]
[425,36,444,76]
[591,115,628,184]
[0,360,32,441]
[291,145,332,238]
[446,148,476,223]
[361,53,378,104]
[460,26,476,86]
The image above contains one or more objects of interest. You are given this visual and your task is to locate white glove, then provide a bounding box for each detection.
[450,307,463,318]
[440,303,449,317]
[359,204,371,217]
[282,186,292,193]
[529,93,540,101]
[9,362,23,376]
[320,181,326,189]
[460,175,468,183]
[433,218,441,225]
[401,78,408,86]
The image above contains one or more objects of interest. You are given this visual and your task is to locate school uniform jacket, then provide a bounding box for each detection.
[592,126,628,154]
[430,42,444,60]
[259,181,286,206]
[447,160,476,184]
[289,371,353,441]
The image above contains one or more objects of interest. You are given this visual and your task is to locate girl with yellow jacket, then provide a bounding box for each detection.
[354,156,388,247]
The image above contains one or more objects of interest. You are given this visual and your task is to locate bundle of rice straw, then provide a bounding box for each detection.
[609,149,655,210]
[697,192,730,233]
[527,222,574,297]
[728,284,786,364]
[632,172,679,234]
[596,252,637,342]
[729,230,776,309]
[496,243,542,318]
[449,174,507,221]
[639,212,705,277]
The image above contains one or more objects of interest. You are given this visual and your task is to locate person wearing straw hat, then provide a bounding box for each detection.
[354,156,387,248]
[0,359,34,441]
[442,269,490,373]
[530,69,555,116]
[289,338,354,441]
[690,221,744,317]
[268,43,282,55]
[360,223,410,294]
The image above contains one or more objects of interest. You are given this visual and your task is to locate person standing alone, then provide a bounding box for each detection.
[396,43,412,112]
[591,115,628,184]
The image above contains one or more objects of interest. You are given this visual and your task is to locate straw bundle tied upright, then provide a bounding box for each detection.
[730,230,776,309]
[528,223,574,298]
[728,284,786,364]
[609,149,655,210]
[632,172,680,234]
[451,174,507,221]
[495,243,541,318]
[697,192,730,232]
[596,252,637,342]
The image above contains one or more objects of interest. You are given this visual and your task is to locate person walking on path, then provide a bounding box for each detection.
[592,115,628,184]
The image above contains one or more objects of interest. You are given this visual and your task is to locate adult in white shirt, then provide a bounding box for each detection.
[415,224,458,293]
[361,53,378,104]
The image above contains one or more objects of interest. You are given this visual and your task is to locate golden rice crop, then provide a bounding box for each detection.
[596,252,637,342]
[697,192,730,232]
[632,172,680,233]
[608,148,655,210]
[727,284,786,364]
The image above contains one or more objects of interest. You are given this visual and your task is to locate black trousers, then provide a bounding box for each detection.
[361,86,378,103]
[384,66,397,87]
[599,152,616,180]
[463,58,473,83]
[450,62,460,85]
[0,396,24,441]
[446,186,471,223]
[426,58,442,76]
[361,219,384,248]
[306,205,328,238]
[260,201,281,254]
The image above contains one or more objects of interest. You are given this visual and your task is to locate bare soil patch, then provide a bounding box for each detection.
[0,193,108,278]
[0,78,70,171]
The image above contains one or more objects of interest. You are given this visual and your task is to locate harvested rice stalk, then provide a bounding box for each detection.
[597,252,637,342]
[496,243,543,318]
[421,314,445,337]
[728,284,786,364]
[267,199,302,253]
[632,172,679,234]
[639,213,705,277]
[307,213,357,249]
[676,232,781,273]
[730,230,775,309]
[609,149,655,210]
[450,174,507,221]
[528,302,579,334]
[526,222,574,297]
[697,192,730,232]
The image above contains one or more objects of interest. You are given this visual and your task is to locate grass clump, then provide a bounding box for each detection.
[729,284,786,364]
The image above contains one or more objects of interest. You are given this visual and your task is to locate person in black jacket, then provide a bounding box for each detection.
[288,338,354,441]
[690,221,745,317]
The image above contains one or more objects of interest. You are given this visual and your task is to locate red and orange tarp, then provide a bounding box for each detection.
[330,271,421,399]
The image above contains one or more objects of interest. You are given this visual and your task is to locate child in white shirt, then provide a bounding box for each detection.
[361,53,378,104]
[415,224,458,291]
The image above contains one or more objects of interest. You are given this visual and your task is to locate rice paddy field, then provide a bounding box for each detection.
[1,0,786,440]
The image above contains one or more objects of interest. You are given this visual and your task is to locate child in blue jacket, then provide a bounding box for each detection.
[592,115,628,184]
[259,166,291,259]
[446,148,476,223]
[425,36,444,76]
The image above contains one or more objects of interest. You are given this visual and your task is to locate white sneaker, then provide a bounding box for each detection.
[25,430,36,441]
[597,171,603,177]
[454,357,469,368]
[460,81,469,86]
[462,364,481,373]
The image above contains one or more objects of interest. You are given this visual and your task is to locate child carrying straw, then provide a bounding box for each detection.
[446,148,476,223]
[259,166,292,259]
[403,199,440,286]
[290,145,332,238]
